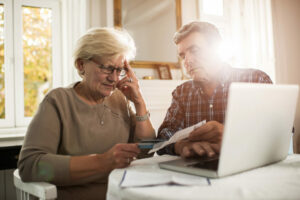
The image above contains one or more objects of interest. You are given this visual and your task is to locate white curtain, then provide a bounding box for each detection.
[61,0,89,86]
[227,0,275,81]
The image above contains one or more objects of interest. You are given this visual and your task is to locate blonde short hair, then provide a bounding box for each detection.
[73,27,136,75]
[173,21,221,46]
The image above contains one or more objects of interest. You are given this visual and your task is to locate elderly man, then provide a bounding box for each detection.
[157,21,272,158]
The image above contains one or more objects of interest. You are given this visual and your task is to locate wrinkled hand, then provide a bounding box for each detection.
[175,121,224,158]
[117,61,143,104]
[104,143,140,170]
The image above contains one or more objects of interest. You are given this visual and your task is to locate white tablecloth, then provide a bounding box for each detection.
[107,154,300,200]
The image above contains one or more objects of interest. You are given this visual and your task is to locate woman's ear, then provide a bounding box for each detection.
[76,59,85,76]
[76,59,85,70]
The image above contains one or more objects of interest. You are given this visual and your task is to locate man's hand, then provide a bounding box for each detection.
[174,121,224,158]
[189,121,223,143]
[175,139,220,158]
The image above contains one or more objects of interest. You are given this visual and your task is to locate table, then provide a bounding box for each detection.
[107,154,300,200]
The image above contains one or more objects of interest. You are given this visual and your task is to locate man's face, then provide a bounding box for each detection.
[177,32,219,82]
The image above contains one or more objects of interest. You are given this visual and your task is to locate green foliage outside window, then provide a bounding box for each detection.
[0,5,5,119]
[0,6,52,119]
[23,6,52,117]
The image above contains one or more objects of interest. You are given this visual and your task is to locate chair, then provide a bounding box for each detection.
[13,169,57,200]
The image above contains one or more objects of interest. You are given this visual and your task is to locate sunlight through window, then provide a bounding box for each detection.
[22,6,52,117]
[0,4,4,119]
[202,0,223,16]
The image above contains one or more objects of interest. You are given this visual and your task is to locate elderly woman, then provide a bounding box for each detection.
[18,27,155,200]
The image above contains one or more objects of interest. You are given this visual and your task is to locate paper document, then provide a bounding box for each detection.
[149,120,206,154]
[119,170,208,188]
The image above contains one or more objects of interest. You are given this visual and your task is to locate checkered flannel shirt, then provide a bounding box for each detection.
[157,65,273,155]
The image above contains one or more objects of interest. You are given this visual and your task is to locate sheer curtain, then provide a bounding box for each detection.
[226,0,275,81]
[61,0,89,85]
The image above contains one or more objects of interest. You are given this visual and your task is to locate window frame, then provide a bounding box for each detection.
[0,0,14,128]
[198,0,230,39]
[14,0,62,126]
[0,0,61,130]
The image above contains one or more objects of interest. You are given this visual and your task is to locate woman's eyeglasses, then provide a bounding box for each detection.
[90,59,128,76]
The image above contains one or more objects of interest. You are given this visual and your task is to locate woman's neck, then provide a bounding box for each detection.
[74,82,105,105]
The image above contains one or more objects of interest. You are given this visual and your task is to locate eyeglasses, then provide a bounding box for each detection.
[90,59,128,76]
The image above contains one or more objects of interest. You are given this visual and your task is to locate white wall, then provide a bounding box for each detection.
[88,0,109,28]
[271,0,300,153]
[122,0,177,62]
[181,0,198,25]
[88,0,183,80]
[139,80,184,132]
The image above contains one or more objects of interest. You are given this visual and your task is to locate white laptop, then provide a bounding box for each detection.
[159,83,299,178]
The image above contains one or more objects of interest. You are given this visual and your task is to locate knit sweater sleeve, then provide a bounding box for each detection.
[18,95,71,186]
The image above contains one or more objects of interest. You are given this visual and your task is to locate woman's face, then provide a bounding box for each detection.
[82,55,126,97]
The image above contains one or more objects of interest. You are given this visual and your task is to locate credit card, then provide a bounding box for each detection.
[139,139,166,143]
[138,142,155,149]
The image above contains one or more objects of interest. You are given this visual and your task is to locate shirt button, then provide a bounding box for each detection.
[209,104,213,108]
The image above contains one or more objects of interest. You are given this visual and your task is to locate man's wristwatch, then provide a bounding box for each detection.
[136,111,150,121]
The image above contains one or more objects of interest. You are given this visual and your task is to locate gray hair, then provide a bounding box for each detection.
[173,21,222,46]
[73,27,136,76]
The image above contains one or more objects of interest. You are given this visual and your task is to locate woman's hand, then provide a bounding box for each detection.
[116,61,144,105]
[116,61,155,140]
[102,143,141,170]
[69,143,141,180]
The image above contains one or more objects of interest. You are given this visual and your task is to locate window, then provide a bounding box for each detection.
[0,4,5,121]
[0,0,61,129]
[198,0,275,81]
[202,0,223,16]
[198,0,232,64]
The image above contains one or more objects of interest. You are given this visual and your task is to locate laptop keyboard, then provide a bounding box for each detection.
[185,157,219,171]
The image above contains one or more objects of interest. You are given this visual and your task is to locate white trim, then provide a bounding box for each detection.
[22,0,59,8]
[106,0,114,27]
[0,127,26,147]
[14,0,25,126]
[49,1,62,88]
[0,139,23,147]
[0,127,26,137]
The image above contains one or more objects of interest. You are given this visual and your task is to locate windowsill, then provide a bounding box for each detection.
[0,127,27,147]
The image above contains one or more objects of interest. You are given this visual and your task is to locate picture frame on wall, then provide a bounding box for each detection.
[157,65,172,80]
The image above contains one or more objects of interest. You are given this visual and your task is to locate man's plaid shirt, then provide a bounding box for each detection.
[157,65,272,155]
